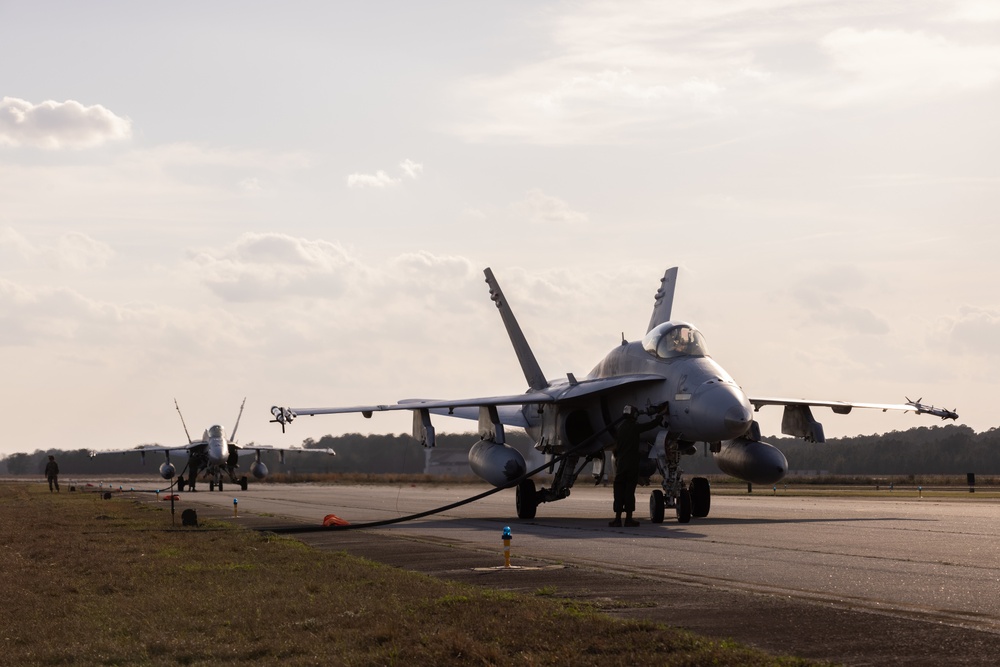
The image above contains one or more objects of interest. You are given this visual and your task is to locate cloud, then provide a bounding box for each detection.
[948,1,1000,23]
[940,306,1000,356]
[818,27,1000,105]
[0,278,133,346]
[448,2,1000,144]
[514,189,589,225]
[346,158,424,188]
[346,170,400,189]
[189,232,366,302]
[0,227,114,270]
[788,267,890,335]
[399,159,424,179]
[0,97,132,149]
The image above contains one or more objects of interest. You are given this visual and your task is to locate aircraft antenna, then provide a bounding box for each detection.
[230,397,247,443]
[174,398,193,445]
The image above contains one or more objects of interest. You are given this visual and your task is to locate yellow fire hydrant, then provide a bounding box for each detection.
[502,526,512,568]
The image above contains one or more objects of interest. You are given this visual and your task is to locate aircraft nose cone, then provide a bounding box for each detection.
[688,382,753,442]
[724,403,753,438]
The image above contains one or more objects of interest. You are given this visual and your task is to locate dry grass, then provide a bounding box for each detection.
[1,483,818,666]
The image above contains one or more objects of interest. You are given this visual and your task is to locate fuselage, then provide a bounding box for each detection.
[523,321,753,453]
[202,425,231,467]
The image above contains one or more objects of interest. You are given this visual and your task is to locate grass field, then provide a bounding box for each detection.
[0,482,820,666]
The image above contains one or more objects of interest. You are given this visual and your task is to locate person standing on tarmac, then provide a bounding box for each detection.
[44,455,60,493]
[609,405,663,527]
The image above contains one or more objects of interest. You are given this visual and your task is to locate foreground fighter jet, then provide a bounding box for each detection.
[271,268,956,522]
[94,398,334,491]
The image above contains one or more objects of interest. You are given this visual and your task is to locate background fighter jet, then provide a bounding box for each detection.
[271,268,956,522]
[94,398,334,491]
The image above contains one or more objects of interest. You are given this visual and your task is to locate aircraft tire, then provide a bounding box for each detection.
[690,477,711,518]
[649,490,665,524]
[177,478,186,492]
[675,488,692,523]
[516,479,538,520]
[240,477,248,491]
[218,481,224,493]
[209,481,215,492]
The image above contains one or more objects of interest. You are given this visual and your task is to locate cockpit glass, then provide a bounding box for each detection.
[642,323,709,359]
[208,425,223,439]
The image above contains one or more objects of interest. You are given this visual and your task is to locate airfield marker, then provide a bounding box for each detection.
[502,526,512,568]
[233,498,239,518]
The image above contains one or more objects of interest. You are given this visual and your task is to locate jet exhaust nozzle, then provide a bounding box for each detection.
[250,461,269,479]
[468,440,527,488]
[713,437,788,485]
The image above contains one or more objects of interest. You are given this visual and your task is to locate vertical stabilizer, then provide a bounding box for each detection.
[484,268,548,390]
[230,397,247,443]
[174,398,193,444]
[646,267,679,333]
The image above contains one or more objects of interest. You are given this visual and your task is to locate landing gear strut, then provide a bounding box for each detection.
[651,434,711,523]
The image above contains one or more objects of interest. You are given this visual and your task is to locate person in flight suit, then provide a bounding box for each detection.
[609,405,662,527]
[44,455,60,492]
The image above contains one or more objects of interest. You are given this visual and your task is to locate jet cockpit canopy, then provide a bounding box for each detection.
[642,321,709,359]
[207,425,225,440]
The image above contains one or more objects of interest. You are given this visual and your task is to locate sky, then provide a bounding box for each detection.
[1,1,997,458]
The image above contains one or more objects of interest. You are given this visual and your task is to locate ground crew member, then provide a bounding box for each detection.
[44,455,60,493]
[609,405,662,527]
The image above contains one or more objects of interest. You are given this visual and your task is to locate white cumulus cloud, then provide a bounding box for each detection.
[515,189,589,226]
[347,158,425,188]
[818,27,1000,104]
[399,159,424,179]
[346,170,400,189]
[0,227,114,270]
[0,97,132,149]
[189,232,366,302]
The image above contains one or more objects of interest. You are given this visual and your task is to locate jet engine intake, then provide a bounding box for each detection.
[713,437,787,485]
[158,462,176,480]
[468,440,526,487]
[250,461,269,479]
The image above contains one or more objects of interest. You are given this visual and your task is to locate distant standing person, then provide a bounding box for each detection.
[609,405,662,527]
[44,455,59,493]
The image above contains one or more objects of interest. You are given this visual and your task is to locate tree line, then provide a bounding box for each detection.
[2,424,996,477]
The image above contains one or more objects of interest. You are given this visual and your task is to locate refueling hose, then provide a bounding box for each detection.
[265,414,630,534]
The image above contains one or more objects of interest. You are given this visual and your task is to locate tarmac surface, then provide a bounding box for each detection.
[145,481,1000,665]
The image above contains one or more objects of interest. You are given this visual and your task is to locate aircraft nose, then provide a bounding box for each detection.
[724,403,753,438]
[688,382,753,441]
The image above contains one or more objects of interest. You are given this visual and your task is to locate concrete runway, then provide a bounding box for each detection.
[162,481,1000,664]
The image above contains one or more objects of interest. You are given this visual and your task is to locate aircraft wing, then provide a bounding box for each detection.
[89,442,207,457]
[271,375,667,429]
[278,391,556,420]
[748,396,958,443]
[749,397,958,419]
[232,443,336,457]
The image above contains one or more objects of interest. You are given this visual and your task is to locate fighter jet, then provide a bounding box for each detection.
[270,267,956,522]
[93,398,334,491]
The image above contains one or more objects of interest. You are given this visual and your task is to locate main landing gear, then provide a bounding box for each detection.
[650,434,711,524]
[649,479,709,524]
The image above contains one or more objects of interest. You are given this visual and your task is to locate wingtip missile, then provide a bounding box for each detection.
[269,406,296,433]
[906,398,959,421]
